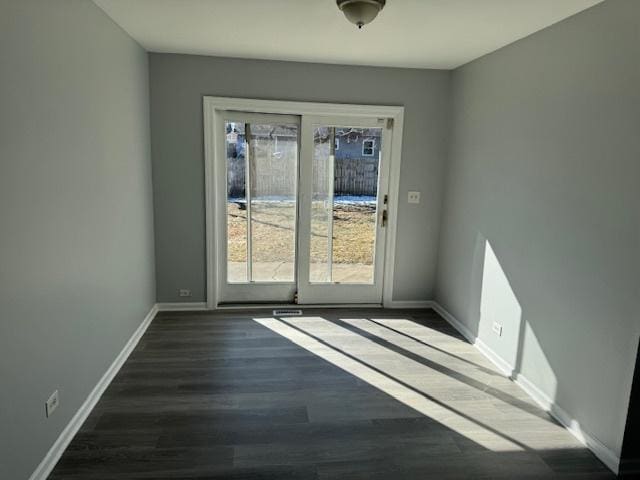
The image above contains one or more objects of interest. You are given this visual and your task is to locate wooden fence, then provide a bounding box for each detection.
[227,157,379,197]
[333,157,379,196]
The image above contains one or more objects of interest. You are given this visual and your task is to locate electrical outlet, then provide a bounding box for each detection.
[492,322,503,337]
[179,289,192,297]
[408,191,421,204]
[45,390,59,417]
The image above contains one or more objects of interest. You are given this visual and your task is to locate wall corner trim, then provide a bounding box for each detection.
[431,301,621,475]
[28,304,159,480]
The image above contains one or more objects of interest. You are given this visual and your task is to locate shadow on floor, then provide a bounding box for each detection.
[48,308,615,480]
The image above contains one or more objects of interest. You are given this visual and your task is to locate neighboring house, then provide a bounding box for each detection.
[333,127,381,161]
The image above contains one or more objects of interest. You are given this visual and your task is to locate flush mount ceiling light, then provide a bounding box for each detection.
[336,0,386,29]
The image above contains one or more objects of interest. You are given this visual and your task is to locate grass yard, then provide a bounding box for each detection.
[227,201,376,265]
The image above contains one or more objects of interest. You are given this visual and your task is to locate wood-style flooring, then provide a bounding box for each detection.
[49,308,614,479]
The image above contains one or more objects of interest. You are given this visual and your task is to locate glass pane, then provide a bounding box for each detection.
[225,121,247,282]
[248,123,298,282]
[309,127,332,282]
[310,126,381,284]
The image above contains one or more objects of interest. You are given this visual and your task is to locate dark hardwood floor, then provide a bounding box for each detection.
[49,308,614,479]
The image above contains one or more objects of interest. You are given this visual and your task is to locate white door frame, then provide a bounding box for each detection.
[204,96,404,309]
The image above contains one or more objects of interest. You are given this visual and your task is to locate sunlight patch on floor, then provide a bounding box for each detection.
[253,316,584,453]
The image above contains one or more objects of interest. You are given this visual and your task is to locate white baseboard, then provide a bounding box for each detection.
[28,304,159,480]
[512,372,554,411]
[513,373,620,474]
[218,302,433,310]
[430,302,475,342]
[385,300,434,309]
[433,301,514,377]
[474,338,515,377]
[156,302,208,311]
[431,301,620,475]
[156,301,433,311]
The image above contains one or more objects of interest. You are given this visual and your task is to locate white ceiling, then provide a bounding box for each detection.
[94,0,603,69]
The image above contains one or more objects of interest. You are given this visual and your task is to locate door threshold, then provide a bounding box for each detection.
[216,303,383,310]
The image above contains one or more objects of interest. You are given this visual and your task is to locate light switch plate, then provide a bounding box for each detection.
[408,191,421,204]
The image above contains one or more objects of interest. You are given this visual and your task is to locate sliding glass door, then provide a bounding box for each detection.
[218,112,300,303]
[214,111,391,305]
[297,115,390,304]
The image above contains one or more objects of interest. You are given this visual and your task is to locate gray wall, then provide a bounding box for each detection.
[0,1,155,478]
[436,0,640,461]
[149,54,450,303]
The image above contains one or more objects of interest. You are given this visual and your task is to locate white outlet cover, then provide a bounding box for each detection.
[46,390,59,417]
[408,191,421,204]
[492,322,503,336]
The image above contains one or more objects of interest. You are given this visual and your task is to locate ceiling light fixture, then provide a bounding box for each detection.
[336,0,386,29]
